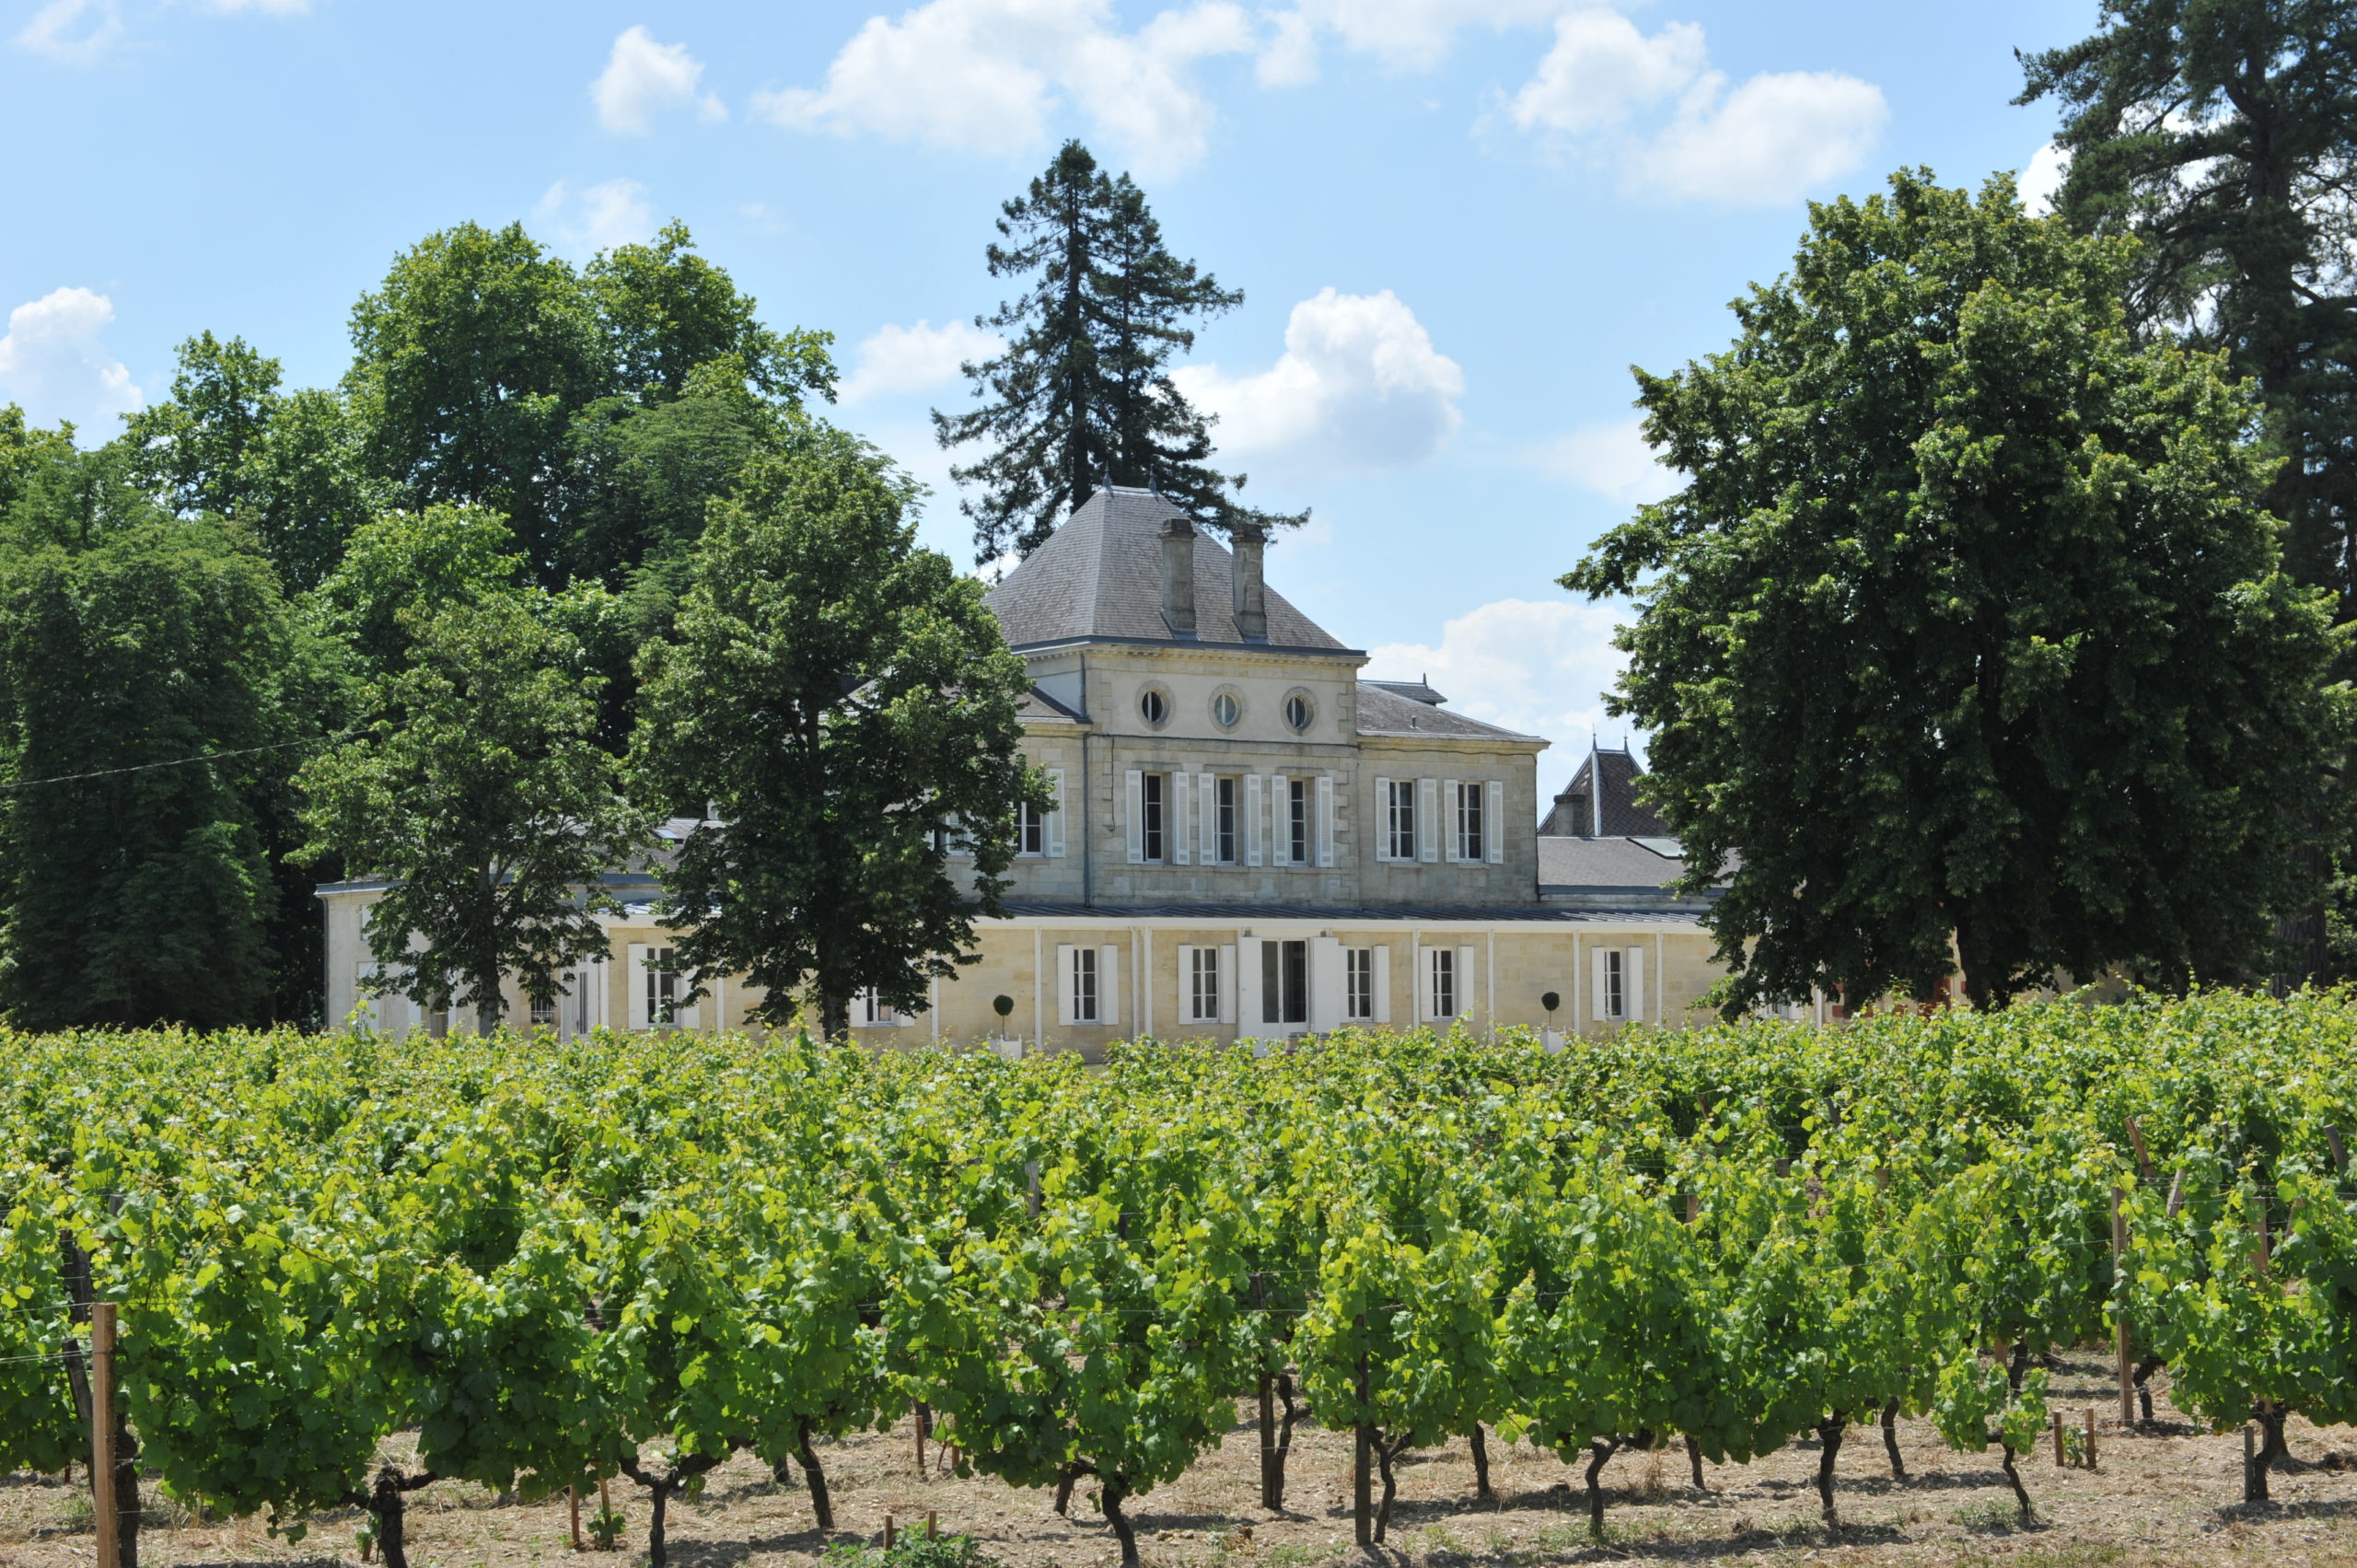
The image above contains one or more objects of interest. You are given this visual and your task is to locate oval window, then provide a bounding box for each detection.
[1284,693,1314,732]
[1212,691,1240,727]
[1140,689,1168,726]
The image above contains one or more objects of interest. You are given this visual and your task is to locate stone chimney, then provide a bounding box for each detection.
[1229,522,1268,641]
[1159,516,1197,636]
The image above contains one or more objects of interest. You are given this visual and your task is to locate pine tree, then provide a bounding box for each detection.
[934,140,1298,563]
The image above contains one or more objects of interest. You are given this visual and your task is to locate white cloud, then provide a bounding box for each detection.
[0,286,142,434]
[1640,70,1887,203]
[1538,418,1678,505]
[534,179,659,255]
[840,319,1004,404]
[1507,9,1705,135]
[1276,0,1562,74]
[1367,598,1632,786]
[2019,140,2069,217]
[592,25,726,134]
[15,0,121,62]
[1255,7,1317,85]
[752,0,1256,178]
[1506,7,1887,205]
[1173,287,1463,474]
[199,0,310,13]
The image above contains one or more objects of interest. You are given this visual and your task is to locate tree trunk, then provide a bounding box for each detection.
[1881,1399,1906,1481]
[2256,1403,2291,1475]
[648,1483,671,1568]
[1469,1423,1493,1504]
[1258,1367,1277,1509]
[1585,1436,1618,1539]
[797,1418,834,1531]
[1055,1461,1091,1517]
[2000,1442,2033,1524]
[1272,1371,1298,1510]
[2007,1342,2030,1393]
[373,1468,410,1568]
[1375,1434,1415,1543]
[1814,1413,1845,1532]
[477,992,502,1036]
[1100,1472,1139,1568]
[1685,1434,1706,1492]
[819,992,850,1041]
[1353,1336,1373,1548]
[2134,1355,2164,1425]
[618,1451,724,1568]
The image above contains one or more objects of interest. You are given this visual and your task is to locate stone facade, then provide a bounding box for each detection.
[318,487,1739,1051]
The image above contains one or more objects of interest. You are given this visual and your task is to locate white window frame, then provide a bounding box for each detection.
[1345,947,1376,1022]
[1456,779,1485,865]
[1287,777,1310,867]
[1185,945,1225,1024]
[1215,776,1237,865]
[1426,945,1456,1020]
[1141,772,1167,864]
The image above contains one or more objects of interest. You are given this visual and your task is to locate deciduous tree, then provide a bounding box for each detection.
[1565,169,2349,1012]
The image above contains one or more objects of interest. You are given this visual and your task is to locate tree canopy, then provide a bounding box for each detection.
[935,140,1298,563]
[1565,168,2350,1012]
[632,423,1044,1038]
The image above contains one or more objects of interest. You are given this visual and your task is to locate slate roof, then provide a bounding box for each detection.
[1540,747,1668,837]
[1355,682,1538,743]
[983,487,1350,652]
[1000,901,1698,923]
[1537,835,1685,889]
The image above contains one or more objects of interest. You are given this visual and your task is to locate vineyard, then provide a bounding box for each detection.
[5,993,2357,1568]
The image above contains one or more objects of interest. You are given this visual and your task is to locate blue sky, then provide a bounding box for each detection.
[1,0,2089,794]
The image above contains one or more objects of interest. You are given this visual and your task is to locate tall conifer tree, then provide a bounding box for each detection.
[935,141,1298,563]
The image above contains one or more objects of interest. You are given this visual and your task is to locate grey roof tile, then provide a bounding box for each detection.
[1355,683,1538,742]
[983,487,1348,651]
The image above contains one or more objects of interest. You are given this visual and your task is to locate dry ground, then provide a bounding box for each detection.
[6,1355,2356,1568]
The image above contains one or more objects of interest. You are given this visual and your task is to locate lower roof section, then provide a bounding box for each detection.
[997,900,1699,923]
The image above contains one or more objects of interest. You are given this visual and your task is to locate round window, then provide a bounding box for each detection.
[1212,691,1240,728]
[1283,692,1314,733]
[1140,688,1168,726]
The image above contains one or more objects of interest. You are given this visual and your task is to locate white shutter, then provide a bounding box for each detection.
[1443,780,1461,863]
[1236,936,1262,1031]
[1100,945,1120,1030]
[1246,775,1263,865]
[1372,944,1391,1024]
[1174,772,1192,865]
[1219,944,1237,1025]
[1418,779,1439,862]
[1487,780,1505,865]
[1592,947,1610,1022]
[1626,947,1644,1023]
[1412,942,1427,1022]
[1308,936,1344,1033]
[1458,946,1478,1022]
[1317,774,1336,867]
[1372,777,1392,861]
[1176,946,1193,1021]
[627,945,651,1030]
[1047,769,1066,857]
[1057,945,1077,1027]
[1125,771,1144,864]
[1200,775,1219,862]
[1268,774,1287,865]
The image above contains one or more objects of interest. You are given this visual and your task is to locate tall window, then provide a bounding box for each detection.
[1387,779,1417,861]
[1457,781,1485,863]
[1190,947,1220,1023]
[1261,939,1307,1026]
[860,990,900,1027]
[1216,776,1237,864]
[645,947,678,1027]
[1288,778,1309,865]
[1071,946,1099,1023]
[528,993,557,1030]
[1605,948,1625,1021]
[1142,772,1166,863]
[1346,948,1376,1021]
[1427,947,1456,1020]
[1017,798,1046,855]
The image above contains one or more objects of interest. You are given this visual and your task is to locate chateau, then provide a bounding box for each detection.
[320,489,1745,1048]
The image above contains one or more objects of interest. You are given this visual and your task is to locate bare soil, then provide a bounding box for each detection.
[6,1356,2356,1568]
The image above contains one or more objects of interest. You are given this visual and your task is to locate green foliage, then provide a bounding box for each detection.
[934,139,1296,562]
[0,511,335,1028]
[1565,167,2351,1013]
[296,593,646,1030]
[308,504,528,677]
[631,423,1046,1035]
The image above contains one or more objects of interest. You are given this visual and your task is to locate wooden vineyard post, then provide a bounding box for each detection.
[1253,1274,1277,1510]
[926,1510,938,1540]
[2050,1409,2065,1468]
[2328,1123,2347,1176]
[885,1513,897,1550]
[1353,1320,1373,1549]
[2114,1187,2134,1428]
[569,1485,584,1551]
[2084,1407,2096,1468]
[90,1302,117,1568]
[598,1476,614,1551]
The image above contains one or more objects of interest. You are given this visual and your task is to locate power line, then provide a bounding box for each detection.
[0,730,355,793]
